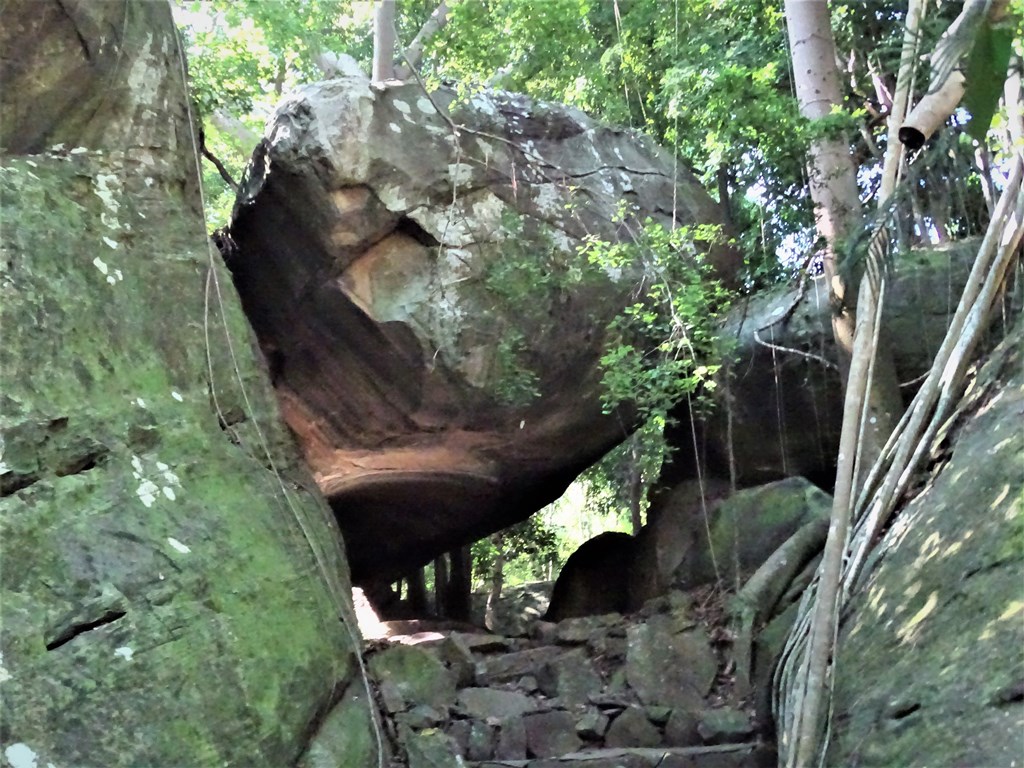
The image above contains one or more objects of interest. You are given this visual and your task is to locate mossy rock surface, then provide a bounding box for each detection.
[828,321,1024,767]
[0,7,365,758]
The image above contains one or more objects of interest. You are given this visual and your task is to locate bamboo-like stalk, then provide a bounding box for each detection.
[781,2,925,765]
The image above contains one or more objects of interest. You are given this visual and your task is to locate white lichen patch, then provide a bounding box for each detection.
[136,479,159,508]
[392,99,411,115]
[4,743,39,768]
[126,32,163,106]
[389,122,401,133]
[92,257,109,276]
[93,173,122,230]
[171,391,183,402]
[70,146,88,155]
[447,163,474,186]
[531,184,562,217]
[134,398,147,408]
[376,184,408,212]
[416,97,436,114]
[469,93,498,117]
[132,455,182,508]
[102,236,119,249]
[167,537,191,554]
[114,646,134,661]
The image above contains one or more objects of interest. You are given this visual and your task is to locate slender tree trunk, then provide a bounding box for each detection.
[407,567,428,614]
[628,434,643,536]
[785,3,925,765]
[485,533,505,630]
[372,0,397,83]
[433,554,448,617]
[446,545,472,622]
[784,0,902,473]
[394,0,455,79]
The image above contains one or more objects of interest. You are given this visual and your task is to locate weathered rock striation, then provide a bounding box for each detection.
[0,3,364,765]
[225,74,739,585]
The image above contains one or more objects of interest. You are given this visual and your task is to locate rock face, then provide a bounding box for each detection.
[225,75,738,584]
[0,3,363,766]
[661,240,980,490]
[828,319,1024,767]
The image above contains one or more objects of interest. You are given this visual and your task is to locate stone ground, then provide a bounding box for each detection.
[363,587,776,767]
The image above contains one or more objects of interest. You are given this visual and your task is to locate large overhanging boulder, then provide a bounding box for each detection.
[226,74,738,584]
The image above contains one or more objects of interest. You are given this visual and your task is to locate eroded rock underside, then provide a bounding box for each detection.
[225,74,739,584]
[0,3,363,766]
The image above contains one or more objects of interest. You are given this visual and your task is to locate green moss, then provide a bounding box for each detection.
[1,154,359,766]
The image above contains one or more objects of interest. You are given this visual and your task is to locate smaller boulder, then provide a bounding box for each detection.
[523,710,583,757]
[697,707,755,745]
[544,532,635,621]
[604,706,662,748]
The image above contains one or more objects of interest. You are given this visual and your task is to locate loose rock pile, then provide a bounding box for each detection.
[366,591,774,767]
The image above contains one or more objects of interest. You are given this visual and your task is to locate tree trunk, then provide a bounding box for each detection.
[784,0,902,475]
[783,3,925,765]
[446,545,473,622]
[407,567,429,614]
[485,533,506,630]
[628,434,644,536]
[394,0,455,79]
[433,554,448,617]
[372,0,397,83]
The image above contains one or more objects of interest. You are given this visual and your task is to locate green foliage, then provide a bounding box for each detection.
[964,17,1018,141]
[472,516,561,588]
[580,214,731,422]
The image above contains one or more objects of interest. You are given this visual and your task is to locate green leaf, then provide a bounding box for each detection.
[964,20,1015,141]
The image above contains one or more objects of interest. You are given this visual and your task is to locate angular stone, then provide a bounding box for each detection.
[476,646,564,685]
[457,687,536,720]
[454,632,514,653]
[626,617,717,709]
[494,716,527,761]
[697,708,754,745]
[368,644,457,712]
[402,726,459,768]
[575,709,609,740]
[449,718,497,761]
[523,710,583,757]
[604,705,662,748]
[555,614,624,644]
[663,708,701,747]
[537,649,603,707]
[436,634,477,688]
[646,706,672,725]
[397,704,447,730]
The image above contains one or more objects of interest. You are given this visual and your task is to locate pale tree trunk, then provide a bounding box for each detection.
[784,0,902,472]
[627,435,643,536]
[372,0,397,83]
[783,3,925,765]
[394,1,455,79]
[485,533,505,630]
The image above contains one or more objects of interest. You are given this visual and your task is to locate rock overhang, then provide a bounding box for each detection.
[226,76,738,584]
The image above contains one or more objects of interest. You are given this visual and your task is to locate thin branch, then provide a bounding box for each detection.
[199,131,238,190]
